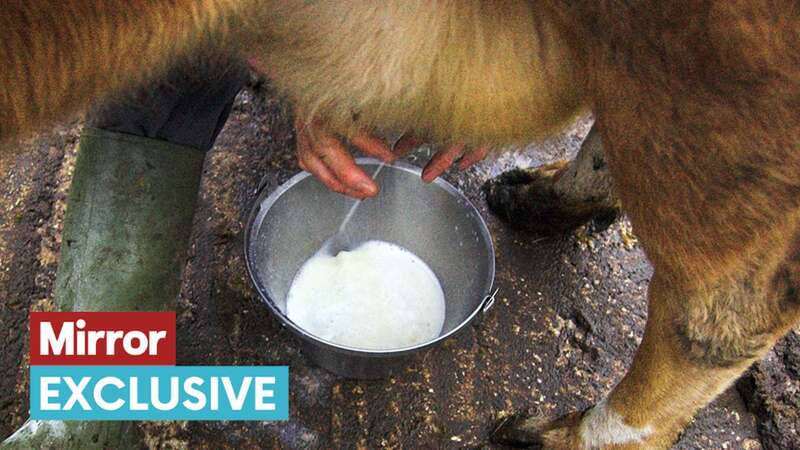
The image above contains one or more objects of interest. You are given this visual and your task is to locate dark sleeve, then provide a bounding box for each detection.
[88,57,249,152]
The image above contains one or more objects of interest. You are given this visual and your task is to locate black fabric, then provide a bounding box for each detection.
[88,59,249,152]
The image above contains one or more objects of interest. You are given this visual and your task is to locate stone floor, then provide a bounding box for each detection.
[0,80,796,449]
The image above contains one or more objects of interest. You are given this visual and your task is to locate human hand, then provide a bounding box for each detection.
[295,118,491,199]
[295,117,398,199]
[393,136,491,183]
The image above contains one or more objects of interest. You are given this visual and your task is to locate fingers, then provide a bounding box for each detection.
[295,118,379,199]
[314,134,379,197]
[296,124,349,195]
[458,145,490,170]
[295,114,491,192]
[392,135,422,157]
[351,132,397,163]
[298,154,351,196]
[421,143,465,183]
[421,143,491,183]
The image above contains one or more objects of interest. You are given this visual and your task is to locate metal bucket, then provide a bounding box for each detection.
[245,158,496,379]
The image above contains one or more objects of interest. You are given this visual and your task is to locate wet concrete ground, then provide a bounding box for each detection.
[0,81,796,449]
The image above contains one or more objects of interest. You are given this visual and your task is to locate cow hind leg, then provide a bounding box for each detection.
[492,240,800,449]
[484,126,620,235]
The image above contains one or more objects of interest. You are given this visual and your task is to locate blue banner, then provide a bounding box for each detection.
[30,365,289,420]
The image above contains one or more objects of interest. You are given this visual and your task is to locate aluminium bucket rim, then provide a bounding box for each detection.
[244,157,496,356]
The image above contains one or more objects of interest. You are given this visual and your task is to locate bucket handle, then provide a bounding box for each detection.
[481,288,499,314]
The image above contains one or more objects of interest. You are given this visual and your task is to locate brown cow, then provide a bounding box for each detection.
[2,1,798,448]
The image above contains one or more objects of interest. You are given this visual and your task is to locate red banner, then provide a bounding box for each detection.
[30,312,175,365]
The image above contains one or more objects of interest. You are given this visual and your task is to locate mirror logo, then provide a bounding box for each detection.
[29,312,288,420]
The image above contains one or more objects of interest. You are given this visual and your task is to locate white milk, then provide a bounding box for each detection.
[286,240,446,350]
